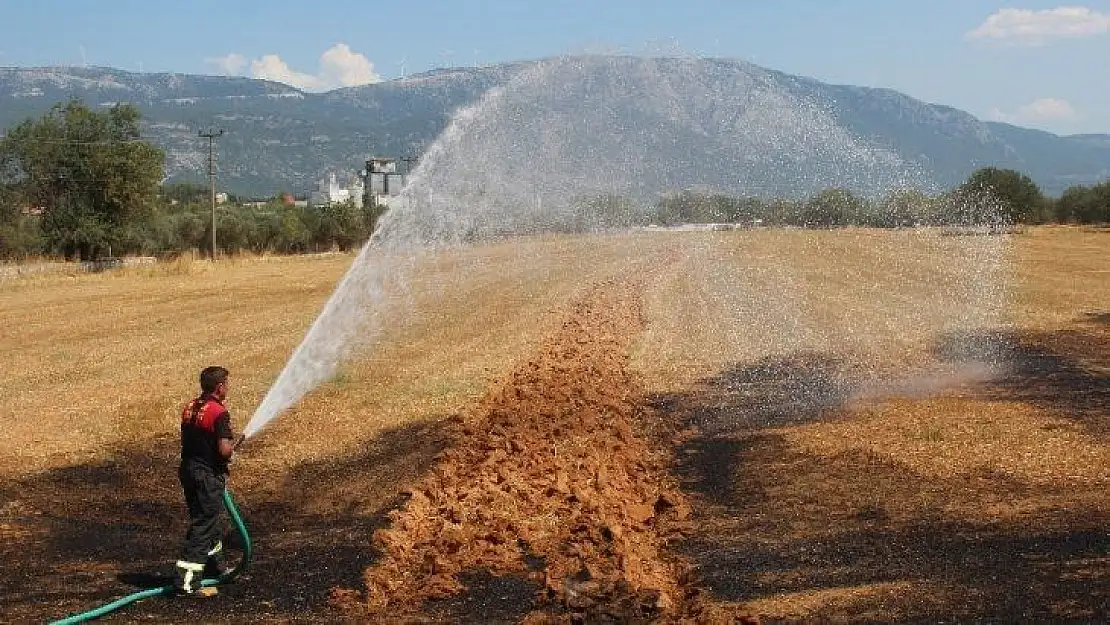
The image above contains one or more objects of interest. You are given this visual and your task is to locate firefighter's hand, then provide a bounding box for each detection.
[218,437,236,461]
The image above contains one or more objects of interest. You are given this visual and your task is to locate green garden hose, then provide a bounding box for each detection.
[49,489,252,625]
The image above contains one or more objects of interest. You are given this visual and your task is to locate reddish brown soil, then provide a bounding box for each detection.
[344,279,754,624]
[2,274,760,625]
[8,230,1103,623]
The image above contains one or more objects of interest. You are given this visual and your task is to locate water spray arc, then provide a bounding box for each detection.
[44,53,1011,624]
[239,54,1007,442]
[238,69,522,440]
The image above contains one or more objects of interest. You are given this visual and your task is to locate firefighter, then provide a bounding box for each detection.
[174,366,237,596]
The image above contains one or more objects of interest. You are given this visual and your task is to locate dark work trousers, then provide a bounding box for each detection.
[175,461,227,591]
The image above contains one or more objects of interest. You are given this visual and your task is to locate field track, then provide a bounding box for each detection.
[348,276,758,623]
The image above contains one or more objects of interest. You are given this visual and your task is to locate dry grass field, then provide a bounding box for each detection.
[635,226,1109,622]
[0,227,1106,623]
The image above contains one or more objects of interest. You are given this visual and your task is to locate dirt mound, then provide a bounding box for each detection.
[347,280,755,623]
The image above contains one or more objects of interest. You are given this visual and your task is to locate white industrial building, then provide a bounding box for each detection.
[309,172,365,208]
[366,157,407,208]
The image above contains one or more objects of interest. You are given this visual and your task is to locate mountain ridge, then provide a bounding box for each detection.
[2,57,1108,197]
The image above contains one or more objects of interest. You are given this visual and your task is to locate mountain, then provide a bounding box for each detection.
[1,59,1108,197]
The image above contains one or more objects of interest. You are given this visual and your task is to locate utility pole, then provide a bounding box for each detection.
[400,155,419,175]
[400,155,419,193]
[199,128,225,259]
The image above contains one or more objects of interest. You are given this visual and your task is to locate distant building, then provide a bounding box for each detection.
[366,157,407,208]
[215,192,229,205]
[309,171,364,208]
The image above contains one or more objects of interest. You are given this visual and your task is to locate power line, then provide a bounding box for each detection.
[199,128,225,260]
[400,155,419,175]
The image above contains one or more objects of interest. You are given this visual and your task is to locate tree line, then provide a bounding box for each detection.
[0,101,386,260]
[632,167,1110,230]
[121,181,384,256]
[2,100,1108,261]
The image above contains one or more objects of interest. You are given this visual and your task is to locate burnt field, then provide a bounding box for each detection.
[1,227,1106,623]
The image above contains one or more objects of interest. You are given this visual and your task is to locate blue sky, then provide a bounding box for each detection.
[1,1,1109,134]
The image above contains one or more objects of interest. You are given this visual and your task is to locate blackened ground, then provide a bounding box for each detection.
[5,302,1106,624]
[660,321,1109,623]
[1,420,447,624]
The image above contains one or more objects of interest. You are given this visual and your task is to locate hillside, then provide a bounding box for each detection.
[1,59,1108,196]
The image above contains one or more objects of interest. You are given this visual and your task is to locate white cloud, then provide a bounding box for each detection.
[967,6,1110,46]
[209,43,380,91]
[988,98,1079,125]
[250,54,322,90]
[317,43,380,88]
[205,53,247,76]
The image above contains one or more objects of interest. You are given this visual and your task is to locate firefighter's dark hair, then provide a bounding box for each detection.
[199,366,229,394]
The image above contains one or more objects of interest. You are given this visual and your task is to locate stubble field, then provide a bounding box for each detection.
[1,226,1106,623]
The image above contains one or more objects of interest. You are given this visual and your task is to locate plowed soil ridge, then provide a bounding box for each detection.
[353,279,737,623]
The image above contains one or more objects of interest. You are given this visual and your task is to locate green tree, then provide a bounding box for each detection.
[575,194,641,230]
[0,183,46,258]
[302,201,376,251]
[278,206,311,252]
[210,204,259,254]
[653,191,741,226]
[729,197,769,224]
[1056,182,1110,224]
[956,167,1046,224]
[162,182,209,205]
[802,188,867,227]
[880,189,933,227]
[0,100,164,259]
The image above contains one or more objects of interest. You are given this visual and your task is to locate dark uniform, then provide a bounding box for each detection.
[174,394,233,593]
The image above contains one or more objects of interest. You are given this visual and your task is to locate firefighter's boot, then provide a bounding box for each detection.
[174,559,205,595]
[202,540,232,578]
